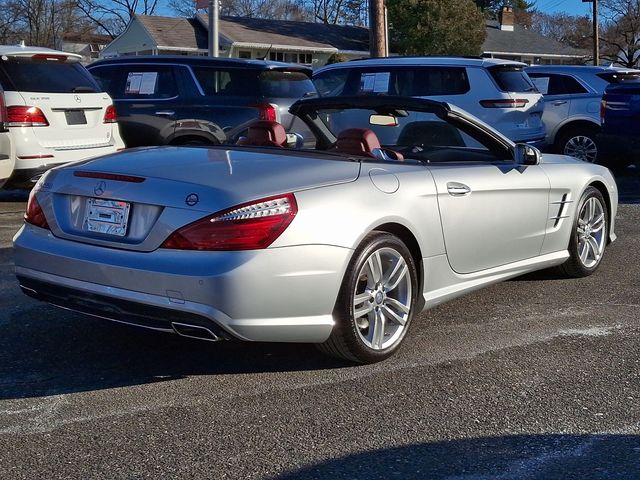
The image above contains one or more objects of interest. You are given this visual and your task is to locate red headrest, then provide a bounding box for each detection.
[238,121,287,147]
[335,128,381,157]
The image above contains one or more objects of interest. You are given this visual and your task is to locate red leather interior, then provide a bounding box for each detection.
[237,121,287,147]
[335,128,381,157]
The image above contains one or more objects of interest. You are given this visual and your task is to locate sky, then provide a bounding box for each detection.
[535,0,595,16]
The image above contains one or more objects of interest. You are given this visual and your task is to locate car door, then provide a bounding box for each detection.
[415,116,550,274]
[89,64,178,147]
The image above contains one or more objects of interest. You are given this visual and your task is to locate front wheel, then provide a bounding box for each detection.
[557,186,608,278]
[317,232,418,364]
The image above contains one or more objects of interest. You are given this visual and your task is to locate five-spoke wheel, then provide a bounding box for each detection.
[558,186,608,277]
[318,232,417,364]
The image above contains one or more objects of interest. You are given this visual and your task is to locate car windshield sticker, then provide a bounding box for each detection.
[531,76,549,95]
[125,72,158,94]
[360,72,391,94]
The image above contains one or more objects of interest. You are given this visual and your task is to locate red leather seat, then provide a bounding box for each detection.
[237,121,287,147]
[335,128,381,158]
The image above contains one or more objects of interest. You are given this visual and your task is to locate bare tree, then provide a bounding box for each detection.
[531,11,593,50]
[75,0,160,37]
[600,0,640,67]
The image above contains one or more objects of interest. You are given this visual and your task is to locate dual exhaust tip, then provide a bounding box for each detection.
[171,322,222,342]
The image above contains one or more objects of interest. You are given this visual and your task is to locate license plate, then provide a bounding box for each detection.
[65,110,87,125]
[85,198,130,237]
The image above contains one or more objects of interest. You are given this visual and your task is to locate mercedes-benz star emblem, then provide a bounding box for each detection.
[185,193,199,206]
[74,94,81,103]
[94,181,106,196]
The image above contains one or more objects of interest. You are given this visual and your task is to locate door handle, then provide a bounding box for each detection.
[447,182,471,196]
[552,101,567,106]
[155,110,175,116]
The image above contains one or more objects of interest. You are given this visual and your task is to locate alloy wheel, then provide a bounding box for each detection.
[564,135,598,163]
[576,196,606,268]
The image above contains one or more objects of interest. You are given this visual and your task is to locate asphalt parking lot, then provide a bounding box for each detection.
[0,170,639,479]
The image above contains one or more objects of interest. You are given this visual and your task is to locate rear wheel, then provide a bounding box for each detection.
[557,186,608,278]
[557,126,599,163]
[317,232,418,364]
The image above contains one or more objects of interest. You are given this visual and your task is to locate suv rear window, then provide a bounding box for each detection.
[259,71,315,98]
[488,65,536,93]
[313,66,470,97]
[596,72,640,83]
[0,58,99,93]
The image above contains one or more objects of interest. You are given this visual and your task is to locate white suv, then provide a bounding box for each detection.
[313,57,545,146]
[0,45,125,188]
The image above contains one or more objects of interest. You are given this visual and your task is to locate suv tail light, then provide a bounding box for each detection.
[250,103,278,122]
[24,189,50,230]
[480,99,529,108]
[7,106,49,127]
[161,193,297,251]
[103,105,117,123]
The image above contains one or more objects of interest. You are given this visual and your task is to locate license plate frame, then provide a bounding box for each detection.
[65,109,87,125]
[85,198,130,237]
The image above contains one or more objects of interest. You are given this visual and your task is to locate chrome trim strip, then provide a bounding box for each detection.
[171,322,222,342]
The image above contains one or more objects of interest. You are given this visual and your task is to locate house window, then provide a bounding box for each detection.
[269,52,285,62]
[238,50,251,59]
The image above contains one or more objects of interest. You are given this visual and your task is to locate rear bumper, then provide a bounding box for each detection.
[13,224,350,343]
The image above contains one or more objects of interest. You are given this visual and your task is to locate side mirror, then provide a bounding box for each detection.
[514,143,541,166]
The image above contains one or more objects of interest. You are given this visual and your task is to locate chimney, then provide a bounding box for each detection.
[500,5,514,32]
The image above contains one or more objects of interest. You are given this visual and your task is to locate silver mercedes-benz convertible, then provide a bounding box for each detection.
[13,96,618,363]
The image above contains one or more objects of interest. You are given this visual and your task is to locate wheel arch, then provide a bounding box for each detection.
[553,119,600,148]
[587,180,614,244]
[370,222,425,311]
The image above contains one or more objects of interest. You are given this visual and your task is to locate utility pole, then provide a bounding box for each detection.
[583,0,599,65]
[368,0,387,57]
[208,0,218,57]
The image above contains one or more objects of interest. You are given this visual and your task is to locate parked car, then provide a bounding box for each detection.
[14,95,617,363]
[0,45,125,189]
[87,56,316,147]
[526,65,640,163]
[599,80,640,171]
[313,57,546,146]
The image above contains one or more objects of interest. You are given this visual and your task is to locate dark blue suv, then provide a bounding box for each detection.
[88,56,315,147]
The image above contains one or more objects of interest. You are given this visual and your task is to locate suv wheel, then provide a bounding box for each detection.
[557,126,599,163]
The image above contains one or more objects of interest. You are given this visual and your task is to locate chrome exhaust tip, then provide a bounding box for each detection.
[171,322,222,342]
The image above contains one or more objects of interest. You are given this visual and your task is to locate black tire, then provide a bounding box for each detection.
[556,186,608,278]
[316,231,418,364]
[556,125,600,164]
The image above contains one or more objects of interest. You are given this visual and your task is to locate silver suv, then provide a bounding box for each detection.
[526,65,640,163]
[314,57,546,146]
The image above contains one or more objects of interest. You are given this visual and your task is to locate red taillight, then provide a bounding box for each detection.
[73,171,145,183]
[161,193,297,251]
[480,99,529,108]
[7,106,49,127]
[250,103,278,122]
[24,189,50,230]
[600,99,607,123]
[104,105,117,123]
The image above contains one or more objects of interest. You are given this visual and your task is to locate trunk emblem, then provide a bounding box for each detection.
[185,194,199,206]
[94,181,106,196]
[74,95,82,103]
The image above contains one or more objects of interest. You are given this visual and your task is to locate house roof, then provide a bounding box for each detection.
[198,15,369,52]
[483,20,587,58]
[136,15,208,50]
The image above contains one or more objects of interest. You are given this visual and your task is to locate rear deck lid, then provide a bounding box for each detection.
[40,146,361,251]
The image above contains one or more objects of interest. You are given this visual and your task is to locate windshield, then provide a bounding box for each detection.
[230,99,513,163]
